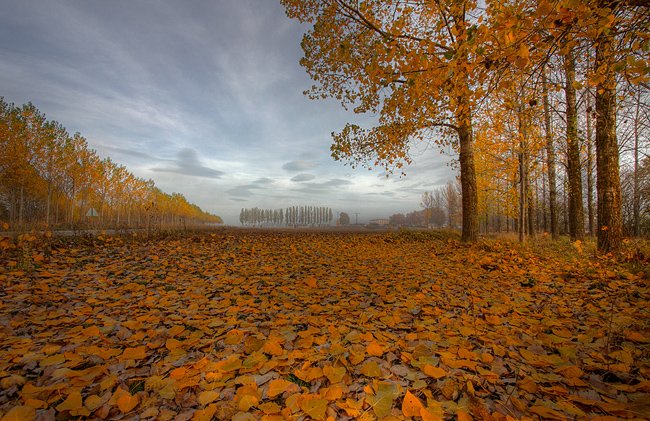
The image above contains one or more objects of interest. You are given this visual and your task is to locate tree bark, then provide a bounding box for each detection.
[633,89,640,236]
[454,12,479,242]
[458,118,478,242]
[542,70,559,238]
[564,49,585,240]
[586,90,596,236]
[595,2,623,252]
[518,106,527,243]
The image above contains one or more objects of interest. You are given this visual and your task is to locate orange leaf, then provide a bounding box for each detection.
[263,340,283,356]
[0,406,36,421]
[300,395,328,420]
[267,378,292,398]
[120,346,146,361]
[56,390,83,412]
[170,367,187,380]
[193,404,217,421]
[198,390,220,406]
[402,390,425,417]
[84,394,104,411]
[225,329,244,345]
[359,360,382,377]
[366,341,384,357]
[40,354,65,367]
[305,277,318,288]
[116,392,139,413]
[422,364,446,379]
[323,365,346,383]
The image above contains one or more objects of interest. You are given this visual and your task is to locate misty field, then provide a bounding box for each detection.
[0,230,648,420]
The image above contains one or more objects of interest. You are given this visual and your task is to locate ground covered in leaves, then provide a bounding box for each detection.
[0,229,649,420]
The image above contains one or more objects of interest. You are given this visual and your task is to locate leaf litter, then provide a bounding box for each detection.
[0,230,648,420]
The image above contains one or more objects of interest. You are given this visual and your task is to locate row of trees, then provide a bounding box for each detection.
[0,99,222,230]
[282,0,648,250]
[239,206,334,227]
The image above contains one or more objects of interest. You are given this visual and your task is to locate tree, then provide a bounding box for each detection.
[281,0,486,241]
[339,212,350,226]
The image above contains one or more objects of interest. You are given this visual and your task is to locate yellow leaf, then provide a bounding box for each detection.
[165,338,183,351]
[322,384,344,400]
[258,401,281,414]
[366,341,384,357]
[402,390,425,417]
[42,344,61,355]
[197,390,220,406]
[238,394,259,411]
[530,405,566,418]
[323,365,346,383]
[422,364,446,379]
[40,354,65,367]
[366,381,398,418]
[167,325,185,337]
[0,406,36,421]
[84,394,104,411]
[267,378,292,398]
[56,390,83,412]
[225,329,244,345]
[120,346,146,361]
[193,404,217,421]
[24,398,47,409]
[159,383,176,400]
[300,395,328,420]
[262,340,283,356]
[116,392,139,413]
[359,360,382,377]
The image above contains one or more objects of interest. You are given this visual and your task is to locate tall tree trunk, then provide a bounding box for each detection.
[542,70,558,238]
[518,107,527,243]
[455,13,478,242]
[633,89,641,237]
[595,2,623,251]
[586,90,596,236]
[564,49,585,240]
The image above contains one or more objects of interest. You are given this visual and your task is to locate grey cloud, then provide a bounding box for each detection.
[292,178,352,195]
[290,173,315,182]
[282,160,317,172]
[99,145,157,161]
[324,179,352,187]
[226,185,255,197]
[226,178,278,198]
[151,148,224,179]
[253,177,275,185]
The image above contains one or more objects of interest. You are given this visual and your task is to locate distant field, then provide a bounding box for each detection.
[0,230,648,420]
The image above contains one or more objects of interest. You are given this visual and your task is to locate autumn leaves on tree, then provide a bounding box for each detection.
[281,0,649,251]
[0,100,222,230]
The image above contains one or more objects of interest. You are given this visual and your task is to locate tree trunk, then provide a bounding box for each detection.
[595,4,623,251]
[454,12,478,243]
[586,90,596,236]
[542,70,558,238]
[633,89,640,236]
[518,108,527,243]
[564,49,585,241]
[458,120,478,242]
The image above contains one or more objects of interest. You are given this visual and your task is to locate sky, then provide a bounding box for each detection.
[0,0,457,224]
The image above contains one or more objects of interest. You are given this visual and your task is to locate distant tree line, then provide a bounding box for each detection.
[390,181,462,229]
[239,206,333,227]
[0,98,222,230]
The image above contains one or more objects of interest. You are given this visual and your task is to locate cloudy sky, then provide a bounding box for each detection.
[0,1,456,224]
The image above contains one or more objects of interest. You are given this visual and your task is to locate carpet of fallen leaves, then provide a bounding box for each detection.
[0,229,649,420]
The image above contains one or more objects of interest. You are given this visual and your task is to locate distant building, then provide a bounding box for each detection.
[368,218,389,226]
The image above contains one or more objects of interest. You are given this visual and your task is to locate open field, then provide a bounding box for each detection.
[0,230,648,420]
